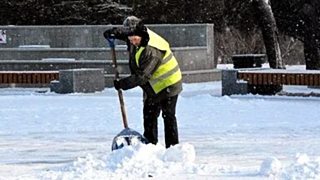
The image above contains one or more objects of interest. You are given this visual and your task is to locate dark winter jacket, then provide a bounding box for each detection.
[104,27,182,102]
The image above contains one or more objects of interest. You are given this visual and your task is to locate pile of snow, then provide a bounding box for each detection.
[281,154,320,179]
[42,146,320,180]
[259,154,320,179]
[259,157,282,176]
[39,143,221,179]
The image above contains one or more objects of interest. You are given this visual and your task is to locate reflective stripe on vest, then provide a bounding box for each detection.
[135,29,182,94]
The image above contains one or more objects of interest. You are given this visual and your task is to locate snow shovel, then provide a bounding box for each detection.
[106,38,148,151]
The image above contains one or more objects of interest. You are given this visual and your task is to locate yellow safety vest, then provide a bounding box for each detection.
[135,29,182,94]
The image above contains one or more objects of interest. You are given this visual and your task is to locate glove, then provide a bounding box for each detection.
[104,28,116,48]
[107,37,115,48]
[103,28,117,39]
[113,79,121,90]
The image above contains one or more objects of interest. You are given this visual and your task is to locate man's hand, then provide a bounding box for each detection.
[113,79,121,90]
[103,28,116,39]
[104,28,117,48]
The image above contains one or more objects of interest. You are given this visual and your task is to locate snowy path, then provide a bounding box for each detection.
[1,82,320,179]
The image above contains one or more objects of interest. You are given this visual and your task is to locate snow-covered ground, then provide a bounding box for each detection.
[1,65,320,179]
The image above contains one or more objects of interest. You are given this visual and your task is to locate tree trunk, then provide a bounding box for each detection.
[252,0,285,69]
[304,32,320,70]
[301,3,320,70]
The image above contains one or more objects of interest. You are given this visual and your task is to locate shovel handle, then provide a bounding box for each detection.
[108,41,129,129]
[117,87,129,129]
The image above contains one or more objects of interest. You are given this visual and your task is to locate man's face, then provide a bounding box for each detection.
[128,35,142,47]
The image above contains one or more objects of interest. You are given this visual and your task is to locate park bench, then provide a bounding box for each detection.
[238,69,320,86]
[232,54,266,68]
[0,71,59,87]
[222,68,320,95]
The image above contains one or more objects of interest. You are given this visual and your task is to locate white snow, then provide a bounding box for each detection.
[1,65,320,179]
[259,157,282,176]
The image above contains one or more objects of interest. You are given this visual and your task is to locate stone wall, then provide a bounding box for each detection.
[0,24,211,48]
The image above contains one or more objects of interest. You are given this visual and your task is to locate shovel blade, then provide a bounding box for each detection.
[111,128,148,151]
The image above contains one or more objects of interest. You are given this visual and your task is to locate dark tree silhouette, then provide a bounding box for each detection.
[252,0,284,69]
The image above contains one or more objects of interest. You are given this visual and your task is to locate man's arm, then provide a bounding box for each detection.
[118,47,163,90]
[103,27,130,42]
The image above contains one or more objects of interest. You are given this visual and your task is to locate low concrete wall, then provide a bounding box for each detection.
[104,69,222,87]
[0,47,211,71]
[221,70,248,96]
[50,68,105,93]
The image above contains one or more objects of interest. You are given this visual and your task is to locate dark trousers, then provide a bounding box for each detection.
[143,95,179,148]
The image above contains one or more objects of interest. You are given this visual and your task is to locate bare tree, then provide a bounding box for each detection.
[252,0,284,69]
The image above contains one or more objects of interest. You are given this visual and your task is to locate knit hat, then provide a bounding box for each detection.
[123,16,149,46]
[123,16,142,31]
